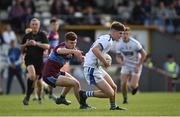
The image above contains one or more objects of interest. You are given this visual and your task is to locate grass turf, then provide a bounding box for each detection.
[0,92,180,116]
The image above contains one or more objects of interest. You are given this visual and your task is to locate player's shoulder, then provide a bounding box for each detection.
[39,31,47,36]
[99,34,111,40]
[129,37,140,45]
[23,32,31,39]
[57,42,65,48]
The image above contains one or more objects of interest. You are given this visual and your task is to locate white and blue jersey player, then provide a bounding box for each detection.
[81,21,127,110]
[115,27,147,104]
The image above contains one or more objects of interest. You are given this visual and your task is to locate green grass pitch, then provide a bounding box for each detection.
[0,92,180,116]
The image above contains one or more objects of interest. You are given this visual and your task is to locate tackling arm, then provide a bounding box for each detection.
[57,48,84,62]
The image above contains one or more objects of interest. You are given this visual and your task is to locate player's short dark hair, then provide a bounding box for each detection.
[110,21,125,31]
[50,18,57,23]
[65,32,77,41]
[125,26,131,31]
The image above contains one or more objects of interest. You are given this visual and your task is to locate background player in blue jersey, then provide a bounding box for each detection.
[116,27,147,104]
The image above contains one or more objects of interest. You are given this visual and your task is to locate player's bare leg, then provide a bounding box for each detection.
[56,87,72,105]
[23,65,36,105]
[130,74,140,95]
[37,78,43,104]
[121,74,130,104]
[55,74,80,106]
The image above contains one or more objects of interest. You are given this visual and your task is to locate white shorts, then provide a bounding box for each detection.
[121,65,142,76]
[84,66,107,85]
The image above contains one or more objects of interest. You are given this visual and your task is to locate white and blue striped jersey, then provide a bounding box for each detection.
[116,37,142,68]
[84,34,113,68]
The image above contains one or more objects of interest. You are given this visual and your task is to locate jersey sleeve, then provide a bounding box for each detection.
[21,34,27,45]
[98,37,109,50]
[136,41,143,52]
[41,32,49,44]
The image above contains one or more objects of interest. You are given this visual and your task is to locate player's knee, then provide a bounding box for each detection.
[72,79,80,88]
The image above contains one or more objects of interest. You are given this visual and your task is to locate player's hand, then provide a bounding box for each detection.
[73,50,84,62]
[29,40,37,46]
[103,60,111,68]
[26,40,36,46]
[135,64,140,73]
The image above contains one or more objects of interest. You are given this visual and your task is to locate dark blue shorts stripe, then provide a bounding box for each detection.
[89,67,96,85]
[43,76,57,88]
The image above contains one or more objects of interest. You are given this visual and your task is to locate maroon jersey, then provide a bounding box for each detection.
[42,42,73,77]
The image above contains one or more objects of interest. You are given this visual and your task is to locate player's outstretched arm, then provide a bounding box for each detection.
[36,42,50,50]
[57,48,84,61]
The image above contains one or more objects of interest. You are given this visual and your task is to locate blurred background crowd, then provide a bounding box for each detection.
[0,0,180,34]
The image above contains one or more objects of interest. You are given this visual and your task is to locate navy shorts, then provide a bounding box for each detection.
[43,71,65,88]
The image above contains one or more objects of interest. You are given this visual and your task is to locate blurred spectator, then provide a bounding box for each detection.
[0,23,6,94]
[166,3,178,19]
[0,23,5,45]
[50,0,68,16]
[2,24,16,44]
[142,0,154,25]
[6,40,25,94]
[117,0,132,23]
[2,24,16,55]
[65,5,77,25]
[21,0,36,15]
[156,2,169,22]
[163,54,179,92]
[8,0,25,33]
[154,1,168,32]
[82,5,101,25]
[0,0,12,10]
[23,7,34,28]
[174,0,180,16]
[131,1,146,24]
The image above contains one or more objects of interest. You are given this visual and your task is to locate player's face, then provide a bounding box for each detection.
[123,31,130,40]
[51,22,59,31]
[30,20,40,33]
[113,30,124,41]
[65,40,77,49]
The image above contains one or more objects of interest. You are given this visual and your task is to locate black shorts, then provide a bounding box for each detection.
[43,71,65,88]
[25,57,43,75]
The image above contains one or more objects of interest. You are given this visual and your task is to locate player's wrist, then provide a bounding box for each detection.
[36,42,40,46]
